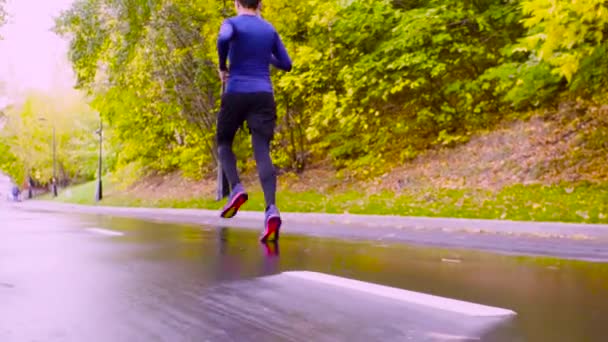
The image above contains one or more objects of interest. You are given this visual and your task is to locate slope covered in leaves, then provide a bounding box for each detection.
[55,105,608,224]
[101,102,608,199]
[380,101,608,192]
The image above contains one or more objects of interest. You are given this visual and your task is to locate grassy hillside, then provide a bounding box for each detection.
[51,103,608,224]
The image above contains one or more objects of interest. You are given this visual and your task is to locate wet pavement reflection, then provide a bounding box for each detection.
[1,208,607,341]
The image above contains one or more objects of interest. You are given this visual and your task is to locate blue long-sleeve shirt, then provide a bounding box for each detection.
[217,14,292,94]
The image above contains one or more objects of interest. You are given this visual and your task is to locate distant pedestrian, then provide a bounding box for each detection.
[11,184,20,202]
[26,176,34,199]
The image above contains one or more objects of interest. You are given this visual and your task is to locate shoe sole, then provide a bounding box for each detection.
[260,216,281,242]
[220,192,248,218]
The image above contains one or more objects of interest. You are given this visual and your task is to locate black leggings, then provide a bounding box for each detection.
[216,92,277,208]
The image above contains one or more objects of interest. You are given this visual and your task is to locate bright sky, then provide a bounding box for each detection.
[0,0,75,106]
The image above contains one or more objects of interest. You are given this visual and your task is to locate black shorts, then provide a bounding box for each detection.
[216,92,277,145]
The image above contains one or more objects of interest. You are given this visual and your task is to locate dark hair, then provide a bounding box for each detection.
[238,0,260,9]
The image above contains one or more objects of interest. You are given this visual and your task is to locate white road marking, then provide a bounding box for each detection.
[86,228,124,237]
[283,271,516,317]
[441,258,462,263]
[426,332,480,341]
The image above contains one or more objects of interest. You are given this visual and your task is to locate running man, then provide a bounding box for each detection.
[216,0,292,242]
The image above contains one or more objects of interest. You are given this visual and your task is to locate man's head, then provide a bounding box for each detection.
[235,0,261,10]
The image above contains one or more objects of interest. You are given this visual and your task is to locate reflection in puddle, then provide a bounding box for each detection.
[89,215,608,342]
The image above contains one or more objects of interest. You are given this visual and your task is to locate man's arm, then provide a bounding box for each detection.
[217,20,234,71]
[269,54,282,69]
[271,31,292,72]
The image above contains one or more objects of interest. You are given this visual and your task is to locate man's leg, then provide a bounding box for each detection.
[251,131,276,208]
[246,93,281,242]
[218,145,239,188]
[246,93,278,209]
[217,93,249,219]
[216,93,243,188]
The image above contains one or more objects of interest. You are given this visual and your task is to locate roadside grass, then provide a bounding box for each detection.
[40,176,110,204]
[45,178,608,224]
[33,107,608,225]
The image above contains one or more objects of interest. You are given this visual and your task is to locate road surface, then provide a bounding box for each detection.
[19,200,608,262]
[2,204,608,341]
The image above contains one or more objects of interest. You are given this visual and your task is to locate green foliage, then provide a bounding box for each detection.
[482,60,563,109]
[50,0,608,180]
[484,0,608,109]
[514,0,608,104]
[570,44,608,96]
[520,0,608,82]
[0,92,102,185]
[269,0,526,172]
[0,141,22,183]
[55,0,225,180]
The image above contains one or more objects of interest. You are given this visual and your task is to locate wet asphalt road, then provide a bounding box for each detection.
[1,205,608,341]
[18,201,608,262]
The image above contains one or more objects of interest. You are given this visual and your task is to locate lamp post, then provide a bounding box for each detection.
[95,117,103,202]
[52,125,57,197]
[38,117,57,197]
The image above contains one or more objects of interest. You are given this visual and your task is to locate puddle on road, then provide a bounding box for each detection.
[89,215,608,342]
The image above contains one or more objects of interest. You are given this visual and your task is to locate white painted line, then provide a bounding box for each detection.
[441,258,462,264]
[86,228,125,237]
[426,332,480,341]
[282,271,516,317]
